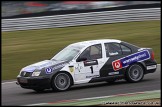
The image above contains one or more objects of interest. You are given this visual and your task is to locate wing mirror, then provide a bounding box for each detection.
[76,57,87,62]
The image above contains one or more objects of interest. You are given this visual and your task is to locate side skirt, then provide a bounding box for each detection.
[89,75,124,83]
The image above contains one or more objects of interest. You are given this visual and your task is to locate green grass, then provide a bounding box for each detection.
[44,90,160,106]
[2,20,160,80]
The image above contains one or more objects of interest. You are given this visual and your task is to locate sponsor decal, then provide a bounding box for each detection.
[52,62,68,71]
[84,60,98,66]
[75,66,79,70]
[86,75,99,78]
[45,67,53,74]
[109,52,119,56]
[75,66,81,72]
[108,72,119,75]
[112,60,122,71]
[147,65,157,70]
[33,60,68,69]
[69,66,74,72]
[112,50,150,71]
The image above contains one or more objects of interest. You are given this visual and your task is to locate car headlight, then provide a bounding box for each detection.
[32,70,41,76]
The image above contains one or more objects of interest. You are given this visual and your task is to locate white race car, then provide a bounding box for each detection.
[17,39,157,92]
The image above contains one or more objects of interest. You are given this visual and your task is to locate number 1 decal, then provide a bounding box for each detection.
[90,66,93,74]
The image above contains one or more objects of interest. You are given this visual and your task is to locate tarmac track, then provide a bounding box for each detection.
[2,65,160,106]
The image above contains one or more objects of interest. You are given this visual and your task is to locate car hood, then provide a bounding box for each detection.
[21,60,68,72]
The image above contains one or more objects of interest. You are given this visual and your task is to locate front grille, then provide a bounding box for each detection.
[20,71,32,77]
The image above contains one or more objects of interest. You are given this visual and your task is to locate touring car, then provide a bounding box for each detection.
[16,39,157,92]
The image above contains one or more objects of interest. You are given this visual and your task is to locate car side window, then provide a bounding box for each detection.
[79,44,102,60]
[105,43,122,57]
[120,44,132,55]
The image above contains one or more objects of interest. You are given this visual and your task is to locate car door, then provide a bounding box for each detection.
[99,42,132,77]
[74,44,106,83]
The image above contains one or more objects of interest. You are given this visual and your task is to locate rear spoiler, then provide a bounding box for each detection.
[138,48,151,51]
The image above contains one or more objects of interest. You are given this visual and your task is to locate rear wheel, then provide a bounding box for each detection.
[125,64,144,83]
[51,73,71,91]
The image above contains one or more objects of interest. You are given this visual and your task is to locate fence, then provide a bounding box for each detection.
[2,8,160,32]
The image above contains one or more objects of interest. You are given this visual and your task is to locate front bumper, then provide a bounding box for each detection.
[17,76,51,90]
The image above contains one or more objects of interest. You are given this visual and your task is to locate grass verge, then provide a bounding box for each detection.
[2,20,160,80]
[39,90,160,106]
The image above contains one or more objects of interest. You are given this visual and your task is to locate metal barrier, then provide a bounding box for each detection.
[2,8,160,32]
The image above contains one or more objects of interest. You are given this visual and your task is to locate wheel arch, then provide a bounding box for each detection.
[125,62,146,76]
[50,70,74,86]
[124,62,145,83]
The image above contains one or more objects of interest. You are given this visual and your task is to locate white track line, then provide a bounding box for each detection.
[73,90,160,101]
[26,103,48,106]
[2,81,17,85]
[2,64,161,85]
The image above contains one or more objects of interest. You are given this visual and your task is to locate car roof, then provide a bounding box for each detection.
[71,39,121,47]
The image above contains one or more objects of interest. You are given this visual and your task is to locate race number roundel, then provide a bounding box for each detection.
[112,60,122,71]
[45,67,53,74]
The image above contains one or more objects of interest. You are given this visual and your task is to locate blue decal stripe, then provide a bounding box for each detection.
[121,50,150,67]
[112,50,150,71]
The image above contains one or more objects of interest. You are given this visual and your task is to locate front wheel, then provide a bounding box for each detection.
[51,73,71,91]
[125,64,144,83]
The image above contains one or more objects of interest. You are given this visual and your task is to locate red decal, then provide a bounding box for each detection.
[112,60,122,71]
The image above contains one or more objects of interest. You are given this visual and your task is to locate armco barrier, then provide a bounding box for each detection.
[2,8,160,32]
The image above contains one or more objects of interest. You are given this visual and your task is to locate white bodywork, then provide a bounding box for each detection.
[59,39,121,84]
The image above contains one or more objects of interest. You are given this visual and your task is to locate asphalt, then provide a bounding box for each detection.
[2,65,161,106]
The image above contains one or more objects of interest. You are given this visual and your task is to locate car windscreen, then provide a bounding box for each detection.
[51,44,84,61]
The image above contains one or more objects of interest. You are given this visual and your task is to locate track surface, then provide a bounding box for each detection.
[2,65,161,106]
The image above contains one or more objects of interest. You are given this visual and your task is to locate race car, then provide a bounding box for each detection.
[16,39,157,92]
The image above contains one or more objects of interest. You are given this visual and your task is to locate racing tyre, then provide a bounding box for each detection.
[125,64,144,83]
[51,73,71,91]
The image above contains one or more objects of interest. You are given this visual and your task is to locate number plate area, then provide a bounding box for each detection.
[19,78,28,83]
